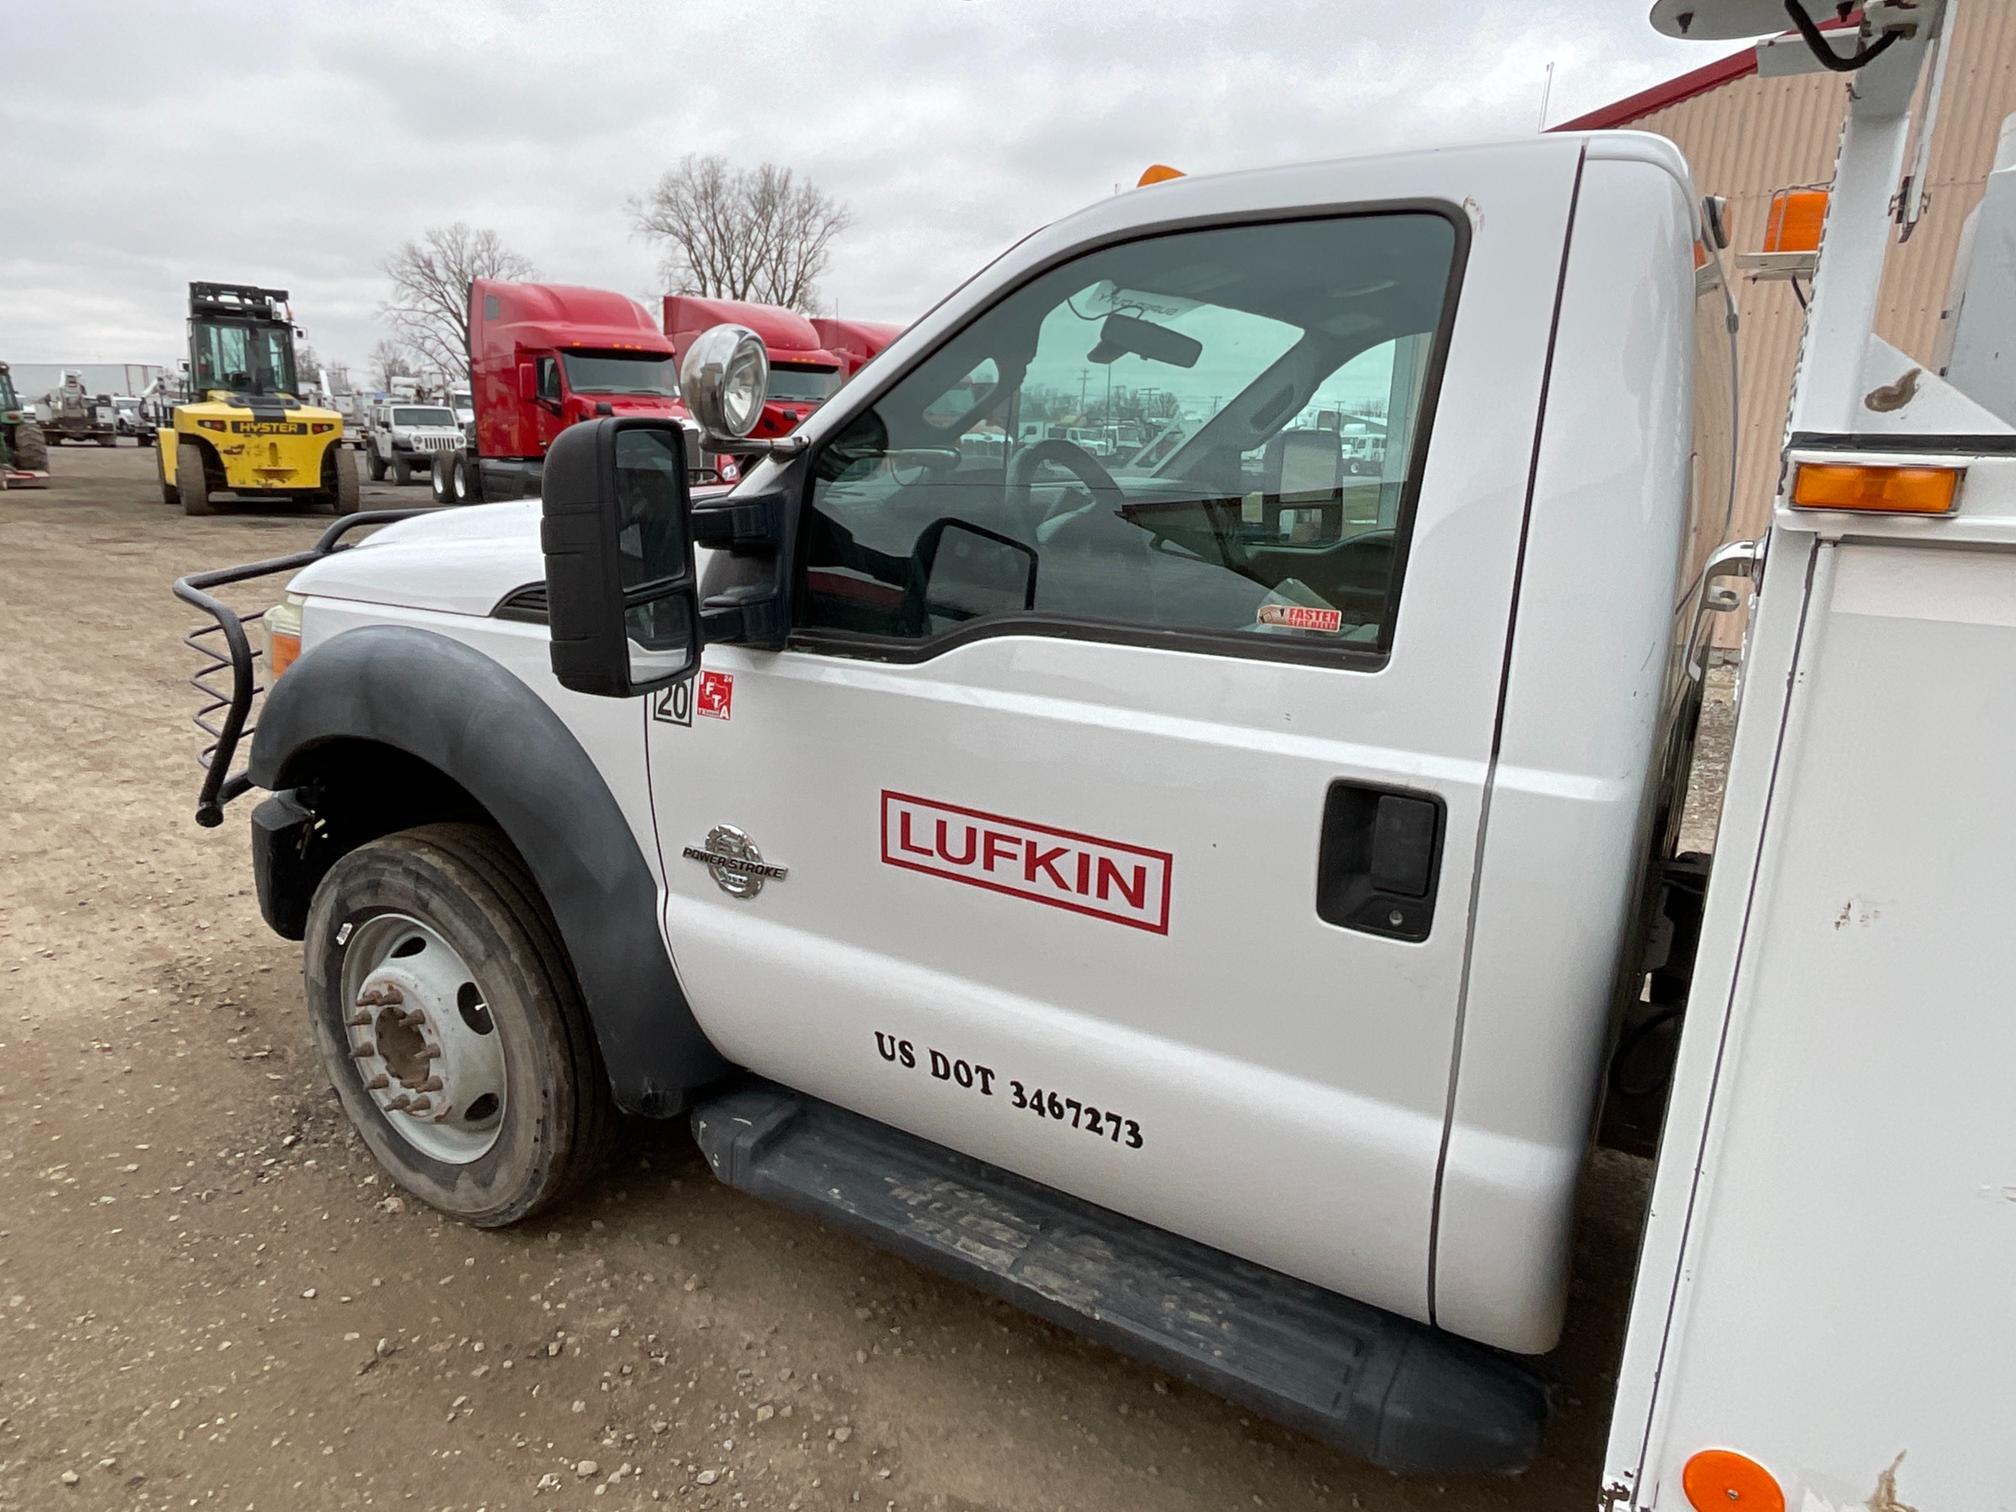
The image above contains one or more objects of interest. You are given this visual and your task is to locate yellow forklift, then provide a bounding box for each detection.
[158,282,358,516]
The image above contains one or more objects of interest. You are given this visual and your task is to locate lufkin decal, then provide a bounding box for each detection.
[879,791,1172,934]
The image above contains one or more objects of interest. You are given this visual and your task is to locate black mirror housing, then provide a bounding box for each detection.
[540,417,702,698]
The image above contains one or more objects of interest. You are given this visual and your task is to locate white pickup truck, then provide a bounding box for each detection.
[176,3,2011,1502]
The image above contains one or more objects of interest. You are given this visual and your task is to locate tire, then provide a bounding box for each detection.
[156,436,178,503]
[95,433,115,448]
[392,455,411,486]
[303,824,616,1226]
[454,452,483,504]
[367,447,387,482]
[12,420,47,472]
[429,449,454,505]
[178,440,213,516]
[326,443,361,515]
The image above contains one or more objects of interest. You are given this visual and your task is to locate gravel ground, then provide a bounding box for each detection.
[0,444,1731,1512]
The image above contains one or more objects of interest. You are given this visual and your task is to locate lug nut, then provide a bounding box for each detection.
[420,1076,443,1092]
[399,1009,426,1029]
[350,1042,376,1059]
[407,1098,433,1115]
[346,1011,372,1028]
[388,1095,411,1111]
[357,983,402,1007]
[420,1045,443,1060]
[366,1074,390,1091]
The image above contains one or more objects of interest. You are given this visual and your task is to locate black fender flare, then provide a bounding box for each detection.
[249,624,729,1115]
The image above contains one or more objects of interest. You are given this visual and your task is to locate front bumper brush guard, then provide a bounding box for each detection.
[172,510,439,828]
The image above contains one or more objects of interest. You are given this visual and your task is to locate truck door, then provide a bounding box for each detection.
[646,145,1581,1324]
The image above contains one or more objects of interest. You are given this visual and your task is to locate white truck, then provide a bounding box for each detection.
[175,3,2010,1502]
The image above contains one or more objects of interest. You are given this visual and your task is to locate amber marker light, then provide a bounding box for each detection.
[1790,462,1962,515]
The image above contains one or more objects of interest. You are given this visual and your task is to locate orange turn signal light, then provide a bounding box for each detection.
[1791,461,1962,515]
[1763,187,1829,254]
[266,627,302,682]
[1683,1449,1784,1512]
[1138,163,1185,187]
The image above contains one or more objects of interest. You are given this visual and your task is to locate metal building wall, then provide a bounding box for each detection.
[1616,6,2016,552]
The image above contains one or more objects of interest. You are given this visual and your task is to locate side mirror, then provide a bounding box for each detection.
[901,518,1038,636]
[516,362,535,404]
[540,418,701,698]
[679,324,769,443]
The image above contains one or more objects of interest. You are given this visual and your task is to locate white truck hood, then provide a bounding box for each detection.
[290,501,546,617]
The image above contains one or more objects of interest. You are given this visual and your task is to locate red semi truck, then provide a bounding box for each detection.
[431,279,733,504]
[663,296,844,440]
[811,317,903,382]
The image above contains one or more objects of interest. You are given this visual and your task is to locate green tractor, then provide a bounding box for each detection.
[0,361,51,485]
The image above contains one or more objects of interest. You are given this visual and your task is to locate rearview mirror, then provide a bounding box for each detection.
[540,418,701,698]
[1087,313,1201,370]
[680,323,769,442]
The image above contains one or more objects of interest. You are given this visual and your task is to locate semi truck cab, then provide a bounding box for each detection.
[811,317,903,383]
[445,278,723,505]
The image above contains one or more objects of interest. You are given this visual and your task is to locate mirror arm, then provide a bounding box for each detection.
[700,429,808,459]
[690,489,787,551]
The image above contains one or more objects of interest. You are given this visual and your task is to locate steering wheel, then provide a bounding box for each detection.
[1005,437,1125,532]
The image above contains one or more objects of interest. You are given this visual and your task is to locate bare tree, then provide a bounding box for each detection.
[369,338,415,392]
[627,155,852,313]
[380,223,538,379]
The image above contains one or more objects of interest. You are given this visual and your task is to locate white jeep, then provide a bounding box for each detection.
[366,402,462,485]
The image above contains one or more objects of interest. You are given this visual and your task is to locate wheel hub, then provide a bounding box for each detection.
[340,915,506,1164]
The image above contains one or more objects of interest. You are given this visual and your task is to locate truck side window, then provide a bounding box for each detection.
[537,357,560,403]
[799,212,1461,661]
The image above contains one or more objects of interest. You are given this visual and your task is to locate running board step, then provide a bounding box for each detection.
[690,1081,1549,1473]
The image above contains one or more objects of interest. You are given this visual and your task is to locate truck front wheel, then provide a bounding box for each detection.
[325,444,361,515]
[303,824,615,1226]
[178,441,213,515]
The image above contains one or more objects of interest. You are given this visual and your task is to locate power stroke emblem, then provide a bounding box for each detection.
[683,824,787,899]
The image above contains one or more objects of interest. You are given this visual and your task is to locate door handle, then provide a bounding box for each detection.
[1316,782,1444,942]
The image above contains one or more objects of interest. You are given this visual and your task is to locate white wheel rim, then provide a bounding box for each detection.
[338,913,507,1163]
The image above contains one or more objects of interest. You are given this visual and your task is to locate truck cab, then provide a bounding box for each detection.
[188,16,2016,1476]
[450,278,719,504]
[665,296,842,438]
[810,316,903,383]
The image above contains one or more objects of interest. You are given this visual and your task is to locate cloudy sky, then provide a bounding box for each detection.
[3,1,1741,379]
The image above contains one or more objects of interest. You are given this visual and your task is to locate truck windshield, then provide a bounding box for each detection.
[562,352,679,396]
[768,365,839,403]
[190,320,297,397]
[393,407,457,427]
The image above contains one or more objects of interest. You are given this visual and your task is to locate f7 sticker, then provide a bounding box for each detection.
[696,670,734,720]
[880,791,1172,934]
